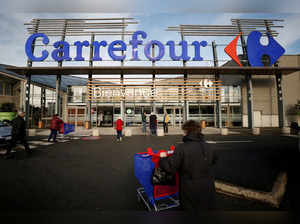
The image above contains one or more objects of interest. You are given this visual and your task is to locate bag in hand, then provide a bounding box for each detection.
[152,167,176,186]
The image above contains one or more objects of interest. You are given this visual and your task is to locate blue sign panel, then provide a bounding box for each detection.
[247,31,285,67]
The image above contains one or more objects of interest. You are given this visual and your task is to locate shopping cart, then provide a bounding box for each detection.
[58,123,75,140]
[134,146,180,212]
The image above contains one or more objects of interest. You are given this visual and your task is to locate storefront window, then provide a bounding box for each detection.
[143,107,152,114]
[189,105,200,114]
[156,107,164,114]
[200,105,214,114]
[134,107,142,114]
[114,107,120,114]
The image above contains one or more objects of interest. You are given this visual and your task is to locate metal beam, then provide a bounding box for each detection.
[7,66,300,76]
[212,41,222,128]
[276,72,284,128]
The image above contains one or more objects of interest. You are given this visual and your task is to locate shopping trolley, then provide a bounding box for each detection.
[134,146,180,211]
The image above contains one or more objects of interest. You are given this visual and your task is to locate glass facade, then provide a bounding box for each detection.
[66,83,242,127]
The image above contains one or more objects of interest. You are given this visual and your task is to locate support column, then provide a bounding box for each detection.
[183,73,188,122]
[121,74,125,123]
[55,75,61,116]
[25,74,31,127]
[212,41,222,128]
[246,74,254,128]
[275,72,284,128]
[152,44,156,113]
[41,88,46,119]
[87,34,95,129]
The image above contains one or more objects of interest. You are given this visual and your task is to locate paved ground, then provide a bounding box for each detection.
[0,131,299,211]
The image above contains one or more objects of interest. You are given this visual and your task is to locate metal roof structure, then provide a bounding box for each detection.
[0,64,88,91]
[5,66,300,76]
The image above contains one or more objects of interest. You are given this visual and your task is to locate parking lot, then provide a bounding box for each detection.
[0,132,299,211]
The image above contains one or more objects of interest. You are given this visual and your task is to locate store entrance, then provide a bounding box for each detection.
[221,105,242,127]
[164,107,183,127]
[96,106,114,127]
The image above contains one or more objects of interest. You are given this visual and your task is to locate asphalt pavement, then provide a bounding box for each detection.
[0,132,299,211]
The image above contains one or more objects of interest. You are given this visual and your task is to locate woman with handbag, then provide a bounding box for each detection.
[159,120,217,212]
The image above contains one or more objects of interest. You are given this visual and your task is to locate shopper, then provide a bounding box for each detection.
[163,112,170,134]
[149,112,157,135]
[98,111,104,127]
[48,114,63,142]
[5,111,32,159]
[159,120,217,212]
[141,111,147,134]
[115,117,123,141]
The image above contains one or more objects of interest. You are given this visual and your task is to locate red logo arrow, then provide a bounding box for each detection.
[225,32,242,67]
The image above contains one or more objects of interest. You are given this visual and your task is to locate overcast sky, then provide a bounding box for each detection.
[1,0,300,67]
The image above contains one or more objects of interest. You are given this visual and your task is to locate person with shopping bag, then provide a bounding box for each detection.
[159,120,218,212]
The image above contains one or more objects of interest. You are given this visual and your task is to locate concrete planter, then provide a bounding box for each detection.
[252,127,260,135]
[281,127,290,135]
[124,128,132,137]
[28,129,36,136]
[157,128,164,136]
[92,128,100,136]
[220,128,228,135]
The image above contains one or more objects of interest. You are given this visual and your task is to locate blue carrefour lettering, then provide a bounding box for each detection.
[192,41,208,61]
[25,33,49,61]
[51,41,72,62]
[144,40,165,61]
[130,31,147,61]
[108,40,127,61]
[74,40,90,61]
[166,40,191,61]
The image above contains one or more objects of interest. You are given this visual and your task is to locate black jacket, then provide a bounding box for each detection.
[149,114,157,128]
[159,134,217,212]
[11,116,27,139]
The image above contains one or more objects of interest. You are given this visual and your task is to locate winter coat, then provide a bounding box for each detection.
[50,116,63,131]
[159,134,217,212]
[149,114,157,129]
[11,116,26,139]
[141,113,146,122]
[116,119,123,131]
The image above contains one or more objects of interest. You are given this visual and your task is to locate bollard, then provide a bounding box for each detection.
[201,120,206,129]
[38,121,43,129]
[252,127,260,135]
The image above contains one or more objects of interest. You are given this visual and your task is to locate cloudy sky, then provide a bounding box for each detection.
[1,0,300,67]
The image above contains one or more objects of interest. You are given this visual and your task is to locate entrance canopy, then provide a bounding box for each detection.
[5,66,300,76]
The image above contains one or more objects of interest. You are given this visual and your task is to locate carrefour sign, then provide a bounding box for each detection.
[25,30,285,67]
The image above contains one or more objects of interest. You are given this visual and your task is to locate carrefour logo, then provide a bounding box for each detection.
[25,30,285,66]
[225,31,285,67]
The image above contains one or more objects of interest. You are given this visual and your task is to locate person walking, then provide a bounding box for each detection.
[48,114,63,142]
[163,112,170,134]
[149,112,157,136]
[98,111,104,127]
[141,111,147,135]
[115,117,123,141]
[159,120,217,212]
[5,111,32,159]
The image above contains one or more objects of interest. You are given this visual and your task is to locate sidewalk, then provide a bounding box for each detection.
[35,126,300,138]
